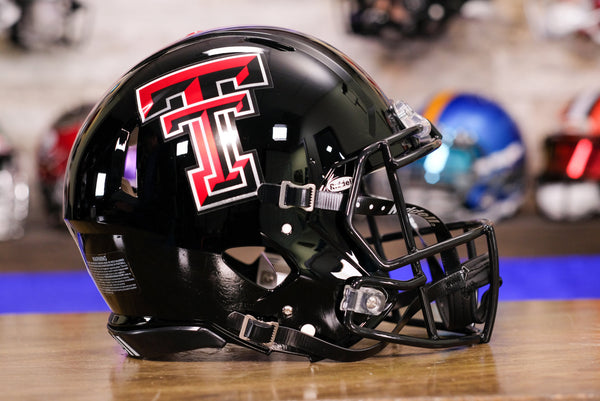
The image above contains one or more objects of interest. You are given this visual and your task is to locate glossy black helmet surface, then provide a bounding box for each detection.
[64,26,500,361]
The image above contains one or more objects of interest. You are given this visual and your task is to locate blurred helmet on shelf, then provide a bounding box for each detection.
[368,91,526,221]
[560,88,600,136]
[0,0,21,32]
[524,0,600,44]
[536,90,600,221]
[7,0,89,51]
[346,0,468,42]
[37,103,92,226]
[0,129,29,241]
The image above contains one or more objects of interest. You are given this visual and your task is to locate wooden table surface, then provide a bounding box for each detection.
[1,300,599,401]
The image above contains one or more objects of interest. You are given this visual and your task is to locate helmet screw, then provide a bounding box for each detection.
[301,324,316,336]
[281,223,293,235]
[282,305,294,317]
[365,294,383,313]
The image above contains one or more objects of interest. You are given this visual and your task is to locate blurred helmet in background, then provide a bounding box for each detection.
[8,0,89,51]
[0,0,21,31]
[370,91,526,221]
[346,0,468,42]
[0,130,29,240]
[560,88,600,135]
[536,90,600,221]
[524,0,600,44]
[37,103,92,226]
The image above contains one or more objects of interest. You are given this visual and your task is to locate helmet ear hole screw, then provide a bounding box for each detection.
[365,294,383,313]
[281,223,293,235]
[282,305,293,317]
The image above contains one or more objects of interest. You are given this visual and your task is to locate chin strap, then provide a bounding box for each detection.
[226,311,388,362]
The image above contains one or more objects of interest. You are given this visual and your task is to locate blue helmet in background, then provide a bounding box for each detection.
[395,92,527,221]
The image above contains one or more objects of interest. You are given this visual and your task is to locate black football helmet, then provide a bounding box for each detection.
[64,27,500,362]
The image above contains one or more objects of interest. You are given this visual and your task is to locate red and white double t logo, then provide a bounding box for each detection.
[136,52,270,212]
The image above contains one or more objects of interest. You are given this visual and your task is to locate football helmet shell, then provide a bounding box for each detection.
[389,91,526,221]
[64,27,500,361]
[525,0,600,44]
[0,131,29,241]
[347,0,467,42]
[0,0,21,31]
[8,0,88,50]
[561,89,600,136]
[536,90,600,221]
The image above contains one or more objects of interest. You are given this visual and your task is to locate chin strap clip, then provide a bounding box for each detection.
[259,180,400,215]
[278,181,316,212]
[227,311,387,362]
[238,314,279,347]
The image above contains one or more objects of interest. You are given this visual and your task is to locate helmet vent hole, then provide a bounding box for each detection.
[223,247,292,289]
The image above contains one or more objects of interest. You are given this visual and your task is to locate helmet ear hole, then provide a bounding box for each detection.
[223,247,292,289]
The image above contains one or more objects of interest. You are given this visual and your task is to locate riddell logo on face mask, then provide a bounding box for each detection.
[326,176,353,192]
[406,205,441,225]
[135,53,271,213]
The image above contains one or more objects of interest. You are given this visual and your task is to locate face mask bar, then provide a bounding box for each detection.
[343,120,442,274]
[242,106,499,359]
[341,119,501,349]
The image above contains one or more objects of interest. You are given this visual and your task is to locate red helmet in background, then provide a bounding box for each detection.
[37,103,92,225]
[536,90,600,221]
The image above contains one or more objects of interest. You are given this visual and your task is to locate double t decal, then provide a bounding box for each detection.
[136,52,270,212]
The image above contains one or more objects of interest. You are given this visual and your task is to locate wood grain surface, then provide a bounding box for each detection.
[1,300,599,400]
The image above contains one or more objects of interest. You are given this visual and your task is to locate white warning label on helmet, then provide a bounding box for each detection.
[85,252,138,294]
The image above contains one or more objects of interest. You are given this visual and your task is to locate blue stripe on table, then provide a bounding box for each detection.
[1,255,599,313]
